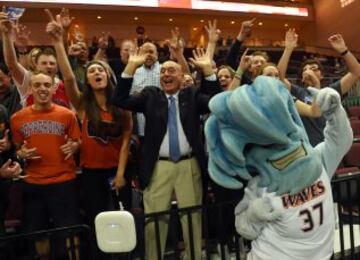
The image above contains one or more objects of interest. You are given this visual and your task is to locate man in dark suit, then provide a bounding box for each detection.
[112,48,219,260]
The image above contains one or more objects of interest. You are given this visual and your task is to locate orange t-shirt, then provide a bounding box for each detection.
[80,111,129,169]
[11,104,81,185]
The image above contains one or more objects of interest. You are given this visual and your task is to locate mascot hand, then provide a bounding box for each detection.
[308,87,340,119]
[234,177,262,214]
[235,196,280,240]
[248,197,282,222]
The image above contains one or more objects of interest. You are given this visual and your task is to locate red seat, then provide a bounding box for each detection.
[335,143,360,177]
[343,143,360,167]
[350,120,360,138]
[348,106,360,119]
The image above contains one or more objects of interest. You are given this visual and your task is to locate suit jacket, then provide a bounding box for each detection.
[112,76,220,189]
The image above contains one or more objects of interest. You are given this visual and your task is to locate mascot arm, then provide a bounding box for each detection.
[235,178,281,240]
[311,87,353,178]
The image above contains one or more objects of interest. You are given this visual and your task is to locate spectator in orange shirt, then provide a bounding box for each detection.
[45,9,132,239]
[10,71,81,259]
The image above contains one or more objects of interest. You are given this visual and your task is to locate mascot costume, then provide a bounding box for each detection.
[205,76,353,260]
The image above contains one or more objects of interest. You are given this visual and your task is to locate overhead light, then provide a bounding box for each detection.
[200,19,204,23]
[193,27,198,31]
[285,23,288,27]
[230,21,235,24]
[169,18,173,22]
[134,17,139,21]
[97,16,102,20]
[258,22,263,26]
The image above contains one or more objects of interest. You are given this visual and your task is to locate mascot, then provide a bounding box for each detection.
[205,76,353,260]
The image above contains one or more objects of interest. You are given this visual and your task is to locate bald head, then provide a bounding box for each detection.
[140,42,158,68]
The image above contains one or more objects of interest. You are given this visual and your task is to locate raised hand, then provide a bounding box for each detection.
[45,9,64,42]
[98,32,109,50]
[73,24,84,43]
[123,47,147,75]
[0,6,13,33]
[239,48,252,72]
[189,48,213,76]
[0,129,11,153]
[13,22,31,51]
[205,19,221,43]
[189,48,211,69]
[314,87,341,119]
[285,28,298,50]
[59,8,74,30]
[328,34,347,54]
[17,141,41,160]
[237,18,256,41]
[129,47,147,67]
[166,27,184,54]
[60,135,79,160]
[0,159,22,179]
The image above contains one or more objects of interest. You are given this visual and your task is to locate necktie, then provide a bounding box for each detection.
[168,96,181,162]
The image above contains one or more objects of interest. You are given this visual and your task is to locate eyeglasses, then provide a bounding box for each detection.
[160,67,177,74]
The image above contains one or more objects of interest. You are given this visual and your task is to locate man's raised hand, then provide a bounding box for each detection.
[45,9,64,42]
[237,18,256,42]
[206,19,221,43]
[328,34,347,54]
[285,28,298,50]
[0,6,13,33]
[59,8,74,30]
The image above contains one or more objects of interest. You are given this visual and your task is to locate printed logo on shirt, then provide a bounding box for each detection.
[87,120,122,144]
[20,120,65,138]
[282,180,325,208]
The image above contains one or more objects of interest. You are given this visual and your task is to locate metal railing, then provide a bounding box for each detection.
[0,225,94,260]
[1,174,360,260]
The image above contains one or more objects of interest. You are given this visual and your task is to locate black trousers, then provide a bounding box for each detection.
[211,180,244,246]
[81,167,132,227]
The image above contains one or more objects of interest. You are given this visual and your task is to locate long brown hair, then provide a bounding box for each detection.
[83,60,121,132]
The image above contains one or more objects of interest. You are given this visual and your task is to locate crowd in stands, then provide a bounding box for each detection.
[0,6,360,260]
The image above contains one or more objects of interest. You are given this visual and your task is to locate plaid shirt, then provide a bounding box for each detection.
[130,62,161,136]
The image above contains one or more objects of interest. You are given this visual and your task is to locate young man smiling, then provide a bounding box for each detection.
[10,71,81,259]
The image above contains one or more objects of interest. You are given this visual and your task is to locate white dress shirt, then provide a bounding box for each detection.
[159,91,192,157]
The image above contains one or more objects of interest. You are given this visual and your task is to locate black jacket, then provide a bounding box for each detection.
[112,76,220,189]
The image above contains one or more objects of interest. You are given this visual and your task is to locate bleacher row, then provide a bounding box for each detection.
[336,106,360,177]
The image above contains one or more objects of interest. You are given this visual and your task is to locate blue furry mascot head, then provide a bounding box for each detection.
[205,76,322,195]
